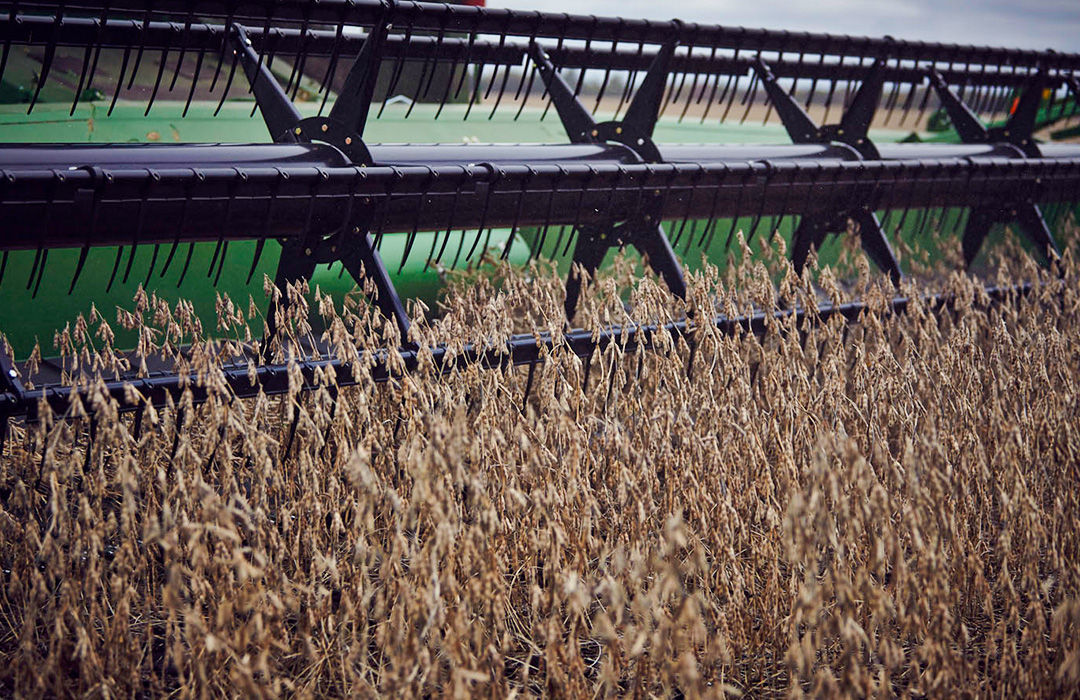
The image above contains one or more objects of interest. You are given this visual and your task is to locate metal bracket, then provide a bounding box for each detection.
[989,69,1047,154]
[928,69,989,143]
[529,33,687,318]
[929,69,1061,266]
[756,56,899,284]
[232,16,410,344]
[753,56,885,159]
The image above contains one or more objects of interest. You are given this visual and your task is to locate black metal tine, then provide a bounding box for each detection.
[28,4,63,115]
[160,177,193,279]
[122,172,155,285]
[145,42,172,116]
[739,71,760,124]
[530,167,563,263]
[463,167,497,263]
[563,168,594,257]
[420,24,450,107]
[27,172,57,293]
[428,185,455,268]
[539,16,571,121]
[70,8,105,116]
[512,12,542,105]
[108,35,133,116]
[209,5,238,95]
[399,168,434,273]
[169,7,197,92]
[682,44,718,123]
[285,25,311,100]
[697,163,727,253]
[176,240,196,288]
[724,168,752,251]
[898,67,923,126]
[521,360,537,411]
[182,35,208,118]
[593,34,621,114]
[251,25,281,118]
[613,39,646,121]
[106,245,124,293]
[378,14,416,118]
[0,251,7,287]
[744,166,772,246]
[666,38,695,117]
[821,74,839,123]
[571,17,599,106]
[760,50,784,126]
[504,168,535,261]
[316,18,347,117]
[487,56,516,119]
[882,74,903,126]
[671,165,703,250]
[805,51,828,111]
[721,71,744,123]
[514,58,540,121]
[125,5,152,93]
[0,2,18,93]
[208,170,240,281]
[697,69,722,123]
[915,79,941,125]
[433,48,463,120]
[65,166,103,294]
[213,42,242,116]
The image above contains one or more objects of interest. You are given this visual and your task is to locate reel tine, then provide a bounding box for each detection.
[70,10,105,116]
[434,51,463,120]
[161,177,195,280]
[530,167,563,263]
[122,174,154,285]
[213,42,242,116]
[721,70,745,123]
[0,4,15,89]
[487,57,515,119]
[822,75,839,123]
[399,168,434,273]
[805,52,827,111]
[140,240,161,290]
[145,43,172,116]
[126,8,152,93]
[106,246,124,293]
[724,168,751,251]
[182,37,208,118]
[209,5,238,95]
[169,8,197,92]
[177,242,196,288]
[28,9,61,115]
[613,40,645,121]
[378,18,414,119]
[514,57,539,121]
[108,38,133,117]
[697,163,727,253]
[914,80,935,125]
[739,70,760,124]
[504,169,535,262]
[521,360,537,412]
[419,22,449,104]
[593,36,620,114]
[317,22,346,117]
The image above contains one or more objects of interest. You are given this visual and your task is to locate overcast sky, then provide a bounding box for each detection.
[487,0,1080,52]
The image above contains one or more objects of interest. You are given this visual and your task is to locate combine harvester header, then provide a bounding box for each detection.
[0,0,1078,419]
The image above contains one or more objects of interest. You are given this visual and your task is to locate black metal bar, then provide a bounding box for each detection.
[0,280,1039,420]
[11,1,1079,73]
[2,152,1080,250]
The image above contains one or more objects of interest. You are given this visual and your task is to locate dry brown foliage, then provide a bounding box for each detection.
[1,232,1079,698]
